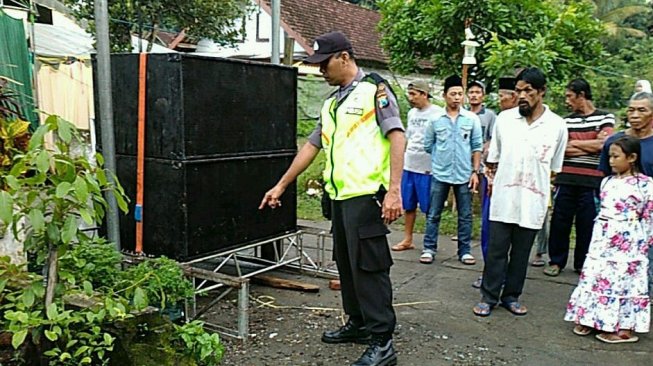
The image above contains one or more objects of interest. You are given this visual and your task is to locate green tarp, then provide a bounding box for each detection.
[0,9,38,129]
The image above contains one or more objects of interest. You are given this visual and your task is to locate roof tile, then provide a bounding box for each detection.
[262,0,387,64]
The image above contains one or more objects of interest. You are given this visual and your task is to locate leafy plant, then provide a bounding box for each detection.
[118,257,194,310]
[172,320,224,366]
[0,78,31,176]
[58,237,122,290]
[1,115,128,305]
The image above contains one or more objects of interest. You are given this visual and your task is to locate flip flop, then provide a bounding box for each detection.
[530,258,546,267]
[391,242,416,251]
[419,252,434,264]
[596,333,639,344]
[460,253,476,265]
[543,265,561,277]
[473,302,493,317]
[573,325,592,336]
[471,276,483,289]
[500,301,528,316]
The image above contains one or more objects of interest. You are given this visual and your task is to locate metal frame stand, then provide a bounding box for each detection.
[181,225,340,341]
[182,231,303,341]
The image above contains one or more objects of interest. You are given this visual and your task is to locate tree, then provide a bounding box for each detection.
[377,0,606,111]
[592,0,652,37]
[378,0,604,77]
[63,0,250,52]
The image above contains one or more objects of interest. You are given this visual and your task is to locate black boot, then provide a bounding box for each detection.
[321,319,371,344]
[351,335,397,366]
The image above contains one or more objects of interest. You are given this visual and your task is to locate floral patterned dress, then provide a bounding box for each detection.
[564,174,653,333]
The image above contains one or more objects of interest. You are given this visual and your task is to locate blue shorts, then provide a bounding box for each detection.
[401,170,431,213]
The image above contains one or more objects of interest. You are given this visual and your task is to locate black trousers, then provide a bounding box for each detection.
[481,221,538,306]
[548,185,598,270]
[331,195,396,335]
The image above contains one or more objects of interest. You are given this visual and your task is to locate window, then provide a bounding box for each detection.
[256,10,269,42]
[1,0,29,8]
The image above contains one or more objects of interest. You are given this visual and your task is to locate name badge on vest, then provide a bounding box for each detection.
[346,106,364,115]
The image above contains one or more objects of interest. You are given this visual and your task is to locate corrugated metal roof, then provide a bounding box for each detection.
[33,23,94,58]
[33,23,174,58]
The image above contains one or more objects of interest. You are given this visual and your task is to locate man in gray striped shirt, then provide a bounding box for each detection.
[544,79,615,277]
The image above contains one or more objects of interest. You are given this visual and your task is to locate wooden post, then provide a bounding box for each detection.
[283,32,294,66]
[462,64,469,106]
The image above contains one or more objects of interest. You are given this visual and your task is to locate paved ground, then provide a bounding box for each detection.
[209,220,652,365]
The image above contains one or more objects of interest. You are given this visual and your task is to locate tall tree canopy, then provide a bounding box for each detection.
[377,0,605,81]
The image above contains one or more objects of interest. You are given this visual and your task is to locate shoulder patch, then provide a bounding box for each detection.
[376,83,389,109]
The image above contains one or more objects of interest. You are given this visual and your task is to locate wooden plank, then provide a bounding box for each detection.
[251,274,320,293]
[182,266,247,289]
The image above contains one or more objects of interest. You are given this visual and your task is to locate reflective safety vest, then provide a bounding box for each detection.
[320,79,391,200]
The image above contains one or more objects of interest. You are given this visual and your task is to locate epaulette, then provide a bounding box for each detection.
[363,73,396,111]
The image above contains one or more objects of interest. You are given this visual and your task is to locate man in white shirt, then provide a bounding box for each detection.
[472,68,568,317]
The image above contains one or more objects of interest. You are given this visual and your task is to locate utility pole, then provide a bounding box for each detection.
[94,0,121,250]
[271,0,280,64]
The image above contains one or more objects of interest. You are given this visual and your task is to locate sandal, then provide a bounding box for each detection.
[460,253,476,265]
[596,332,639,344]
[473,302,493,317]
[500,301,528,316]
[471,275,483,289]
[530,258,546,267]
[419,252,434,264]
[391,241,416,251]
[543,265,561,277]
[573,325,592,336]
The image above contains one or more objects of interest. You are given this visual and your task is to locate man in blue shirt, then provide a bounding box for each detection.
[420,75,482,265]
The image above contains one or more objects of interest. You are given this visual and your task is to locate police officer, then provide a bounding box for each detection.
[259,31,405,366]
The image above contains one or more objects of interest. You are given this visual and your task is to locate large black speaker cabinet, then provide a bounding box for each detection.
[93,53,298,261]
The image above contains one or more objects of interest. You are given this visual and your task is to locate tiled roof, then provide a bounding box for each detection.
[259,0,388,65]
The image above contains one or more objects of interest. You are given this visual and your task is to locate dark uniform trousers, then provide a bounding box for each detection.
[481,221,538,306]
[331,195,396,336]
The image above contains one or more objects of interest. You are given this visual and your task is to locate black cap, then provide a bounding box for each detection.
[443,75,463,93]
[303,31,353,64]
[498,77,517,91]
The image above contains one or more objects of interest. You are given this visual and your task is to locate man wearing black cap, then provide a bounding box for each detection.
[497,77,518,111]
[260,31,405,366]
[422,75,483,266]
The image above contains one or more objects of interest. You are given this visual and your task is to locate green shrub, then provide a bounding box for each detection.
[58,238,122,291]
[173,320,224,366]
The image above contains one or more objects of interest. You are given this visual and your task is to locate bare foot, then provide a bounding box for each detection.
[391,239,416,251]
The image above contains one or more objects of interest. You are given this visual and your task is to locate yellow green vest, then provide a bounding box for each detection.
[320,79,391,200]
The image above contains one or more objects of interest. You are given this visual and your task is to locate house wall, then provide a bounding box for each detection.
[213,3,305,60]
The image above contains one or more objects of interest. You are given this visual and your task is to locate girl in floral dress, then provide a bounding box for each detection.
[565,135,653,344]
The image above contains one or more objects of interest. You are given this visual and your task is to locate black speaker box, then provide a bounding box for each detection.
[93,53,298,260]
[95,53,297,159]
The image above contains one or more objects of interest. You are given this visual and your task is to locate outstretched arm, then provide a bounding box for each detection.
[259,142,320,209]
